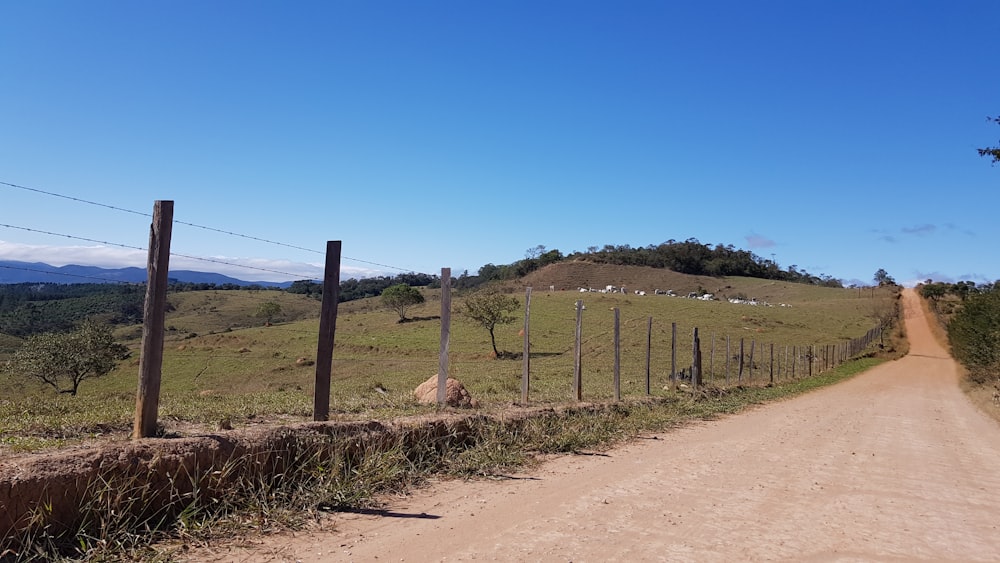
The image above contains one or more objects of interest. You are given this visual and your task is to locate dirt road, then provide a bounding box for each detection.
[201,289,1000,562]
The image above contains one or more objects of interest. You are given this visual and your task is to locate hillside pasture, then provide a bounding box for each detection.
[0,273,895,453]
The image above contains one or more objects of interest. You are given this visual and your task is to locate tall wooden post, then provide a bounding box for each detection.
[770,343,775,384]
[133,200,174,439]
[437,268,452,405]
[312,241,342,421]
[692,327,702,388]
[573,300,583,401]
[645,316,652,395]
[613,308,621,401]
[670,322,677,389]
[521,287,532,404]
[738,338,745,383]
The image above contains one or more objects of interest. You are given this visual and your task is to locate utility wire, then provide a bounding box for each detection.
[1,179,429,274]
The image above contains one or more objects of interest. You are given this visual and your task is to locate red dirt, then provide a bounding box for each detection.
[189,288,1000,562]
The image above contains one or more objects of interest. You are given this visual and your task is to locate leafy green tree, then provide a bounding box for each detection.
[254,301,282,324]
[948,288,1000,383]
[874,269,896,286]
[920,282,949,302]
[381,284,425,322]
[2,319,129,396]
[978,116,1000,164]
[463,287,519,357]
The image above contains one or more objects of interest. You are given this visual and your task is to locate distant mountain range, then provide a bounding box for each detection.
[0,260,294,287]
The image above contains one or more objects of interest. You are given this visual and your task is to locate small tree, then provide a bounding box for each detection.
[2,319,129,396]
[254,301,282,324]
[463,287,519,357]
[381,283,425,322]
[874,268,896,286]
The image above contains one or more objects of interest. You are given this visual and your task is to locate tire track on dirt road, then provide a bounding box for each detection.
[199,288,1000,562]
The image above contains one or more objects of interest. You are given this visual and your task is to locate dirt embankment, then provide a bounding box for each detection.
[200,288,1000,562]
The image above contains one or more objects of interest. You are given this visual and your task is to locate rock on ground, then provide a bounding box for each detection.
[413,375,479,408]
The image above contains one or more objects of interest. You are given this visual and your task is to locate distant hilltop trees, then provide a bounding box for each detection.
[467,239,843,288]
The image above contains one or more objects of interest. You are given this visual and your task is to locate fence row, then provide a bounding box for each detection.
[132,201,884,438]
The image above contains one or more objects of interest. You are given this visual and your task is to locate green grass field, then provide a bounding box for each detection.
[0,276,897,453]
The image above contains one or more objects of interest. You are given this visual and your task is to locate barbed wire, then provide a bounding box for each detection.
[0,222,311,279]
[0,263,137,284]
[0,222,147,252]
[0,179,430,274]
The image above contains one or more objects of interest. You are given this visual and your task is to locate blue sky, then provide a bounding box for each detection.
[1,1,997,287]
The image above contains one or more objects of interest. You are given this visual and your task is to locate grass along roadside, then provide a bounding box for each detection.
[4,354,887,562]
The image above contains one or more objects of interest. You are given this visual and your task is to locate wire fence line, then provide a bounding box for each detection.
[0,179,427,276]
[1,196,887,437]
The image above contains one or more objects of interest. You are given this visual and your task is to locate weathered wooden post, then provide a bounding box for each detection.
[645,316,652,395]
[521,286,531,405]
[573,300,583,401]
[770,342,775,384]
[671,322,677,389]
[134,200,173,439]
[437,267,452,406]
[312,240,342,421]
[692,327,702,388]
[613,307,621,401]
[738,338,745,383]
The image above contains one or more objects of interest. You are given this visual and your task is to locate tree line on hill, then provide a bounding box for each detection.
[469,239,844,288]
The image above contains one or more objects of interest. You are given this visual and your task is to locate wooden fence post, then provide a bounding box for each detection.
[738,338,745,383]
[573,300,583,401]
[692,327,702,388]
[613,308,621,401]
[770,342,774,384]
[748,340,755,382]
[133,200,173,439]
[645,316,652,395]
[312,241,342,421]
[437,268,452,406]
[671,322,677,389]
[521,287,532,405]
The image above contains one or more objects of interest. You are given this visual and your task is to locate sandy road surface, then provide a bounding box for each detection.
[197,289,1000,562]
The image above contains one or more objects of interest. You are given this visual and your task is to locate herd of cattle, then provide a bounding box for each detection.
[576,285,792,308]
